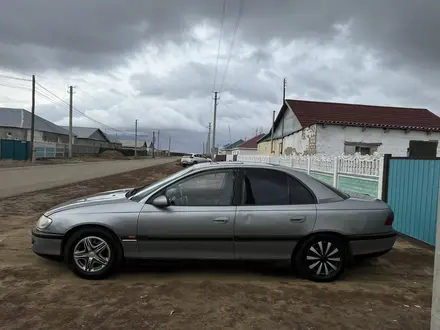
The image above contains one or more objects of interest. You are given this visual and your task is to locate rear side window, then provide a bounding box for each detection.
[242,168,315,205]
[287,175,316,204]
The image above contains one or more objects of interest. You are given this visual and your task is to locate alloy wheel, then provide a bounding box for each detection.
[306,241,342,277]
[73,236,111,273]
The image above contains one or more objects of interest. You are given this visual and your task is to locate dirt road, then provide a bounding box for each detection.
[0,162,433,329]
[0,157,179,199]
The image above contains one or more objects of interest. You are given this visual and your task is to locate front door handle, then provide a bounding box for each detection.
[213,217,229,223]
[290,217,306,222]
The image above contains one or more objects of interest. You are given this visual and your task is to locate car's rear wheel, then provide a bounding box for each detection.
[64,227,122,280]
[294,234,347,282]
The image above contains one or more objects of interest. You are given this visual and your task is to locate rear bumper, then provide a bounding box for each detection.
[347,232,397,257]
[31,229,64,257]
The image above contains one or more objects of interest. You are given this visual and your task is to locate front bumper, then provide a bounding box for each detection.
[348,231,397,257]
[31,228,64,257]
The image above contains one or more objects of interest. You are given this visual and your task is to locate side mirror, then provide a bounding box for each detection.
[151,195,169,208]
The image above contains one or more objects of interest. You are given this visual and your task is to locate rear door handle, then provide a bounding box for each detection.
[290,217,306,222]
[213,217,229,223]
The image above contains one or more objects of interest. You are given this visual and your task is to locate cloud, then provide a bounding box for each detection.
[0,0,440,152]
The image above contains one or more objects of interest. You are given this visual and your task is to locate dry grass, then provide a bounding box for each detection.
[0,162,433,329]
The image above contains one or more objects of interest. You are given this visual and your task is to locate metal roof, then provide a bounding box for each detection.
[60,126,97,139]
[0,107,71,136]
[119,140,150,148]
[286,99,440,132]
[60,126,119,143]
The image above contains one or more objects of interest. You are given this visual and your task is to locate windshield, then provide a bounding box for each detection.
[129,166,194,201]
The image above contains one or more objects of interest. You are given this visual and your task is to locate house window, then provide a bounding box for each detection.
[344,142,380,155]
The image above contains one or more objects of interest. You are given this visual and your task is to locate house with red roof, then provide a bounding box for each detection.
[231,133,266,155]
[257,99,440,157]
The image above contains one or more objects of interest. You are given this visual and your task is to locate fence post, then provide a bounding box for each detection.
[333,156,338,187]
[291,156,294,168]
[43,144,46,158]
[431,178,440,329]
[377,155,385,199]
[380,154,392,201]
[307,156,311,175]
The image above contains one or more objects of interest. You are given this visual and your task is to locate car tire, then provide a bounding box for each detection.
[64,227,123,280]
[294,233,347,282]
[192,161,198,165]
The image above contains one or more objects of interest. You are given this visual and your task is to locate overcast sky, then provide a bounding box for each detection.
[1,1,439,152]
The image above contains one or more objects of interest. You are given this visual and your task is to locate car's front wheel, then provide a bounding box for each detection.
[294,234,347,282]
[64,227,122,280]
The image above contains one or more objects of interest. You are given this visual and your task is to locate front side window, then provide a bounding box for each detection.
[165,170,236,206]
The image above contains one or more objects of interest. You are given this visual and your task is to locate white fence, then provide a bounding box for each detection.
[234,153,384,198]
[34,141,66,159]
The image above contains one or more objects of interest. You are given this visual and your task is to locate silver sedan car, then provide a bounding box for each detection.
[32,162,397,282]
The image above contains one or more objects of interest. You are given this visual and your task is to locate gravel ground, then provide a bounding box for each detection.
[0,162,433,329]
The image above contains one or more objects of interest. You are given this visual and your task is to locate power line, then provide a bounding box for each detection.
[76,86,102,104]
[218,0,244,94]
[0,82,32,91]
[35,81,129,134]
[35,90,69,111]
[1,78,171,140]
[0,74,32,82]
[218,100,255,132]
[212,0,227,92]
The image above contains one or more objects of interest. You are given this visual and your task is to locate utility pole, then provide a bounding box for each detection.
[282,77,287,101]
[432,178,440,329]
[270,110,275,154]
[30,75,36,162]
[168,136,171,156]
[157,130,160,150]
[134,119,138,157]
[203,142,205,154]
[68,86,73,158]
[212,91,219,157]
[206,122,211,157]
[152,130,155,158]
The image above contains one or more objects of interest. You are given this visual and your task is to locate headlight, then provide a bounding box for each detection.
[36,215,52,229]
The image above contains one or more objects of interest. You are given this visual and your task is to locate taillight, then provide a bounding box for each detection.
[385,212,394,226]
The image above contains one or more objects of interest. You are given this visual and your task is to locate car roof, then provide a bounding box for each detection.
[193,161,292,170]
[191,161,308,179]
[191,161,341,202]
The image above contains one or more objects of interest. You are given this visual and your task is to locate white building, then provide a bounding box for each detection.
[257,99,440,157]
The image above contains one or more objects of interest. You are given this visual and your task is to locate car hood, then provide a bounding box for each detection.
[44,188,133,216]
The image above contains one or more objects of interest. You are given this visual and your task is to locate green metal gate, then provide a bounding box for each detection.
[384,156,440,246]
[0,139,30,160]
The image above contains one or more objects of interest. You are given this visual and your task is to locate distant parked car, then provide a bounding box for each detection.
[180,153,211,166]
[31,162,396,282]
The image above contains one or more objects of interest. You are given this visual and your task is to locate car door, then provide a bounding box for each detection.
[137,169,238,259]
[234,167,317,260]
[194,154,206,163]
